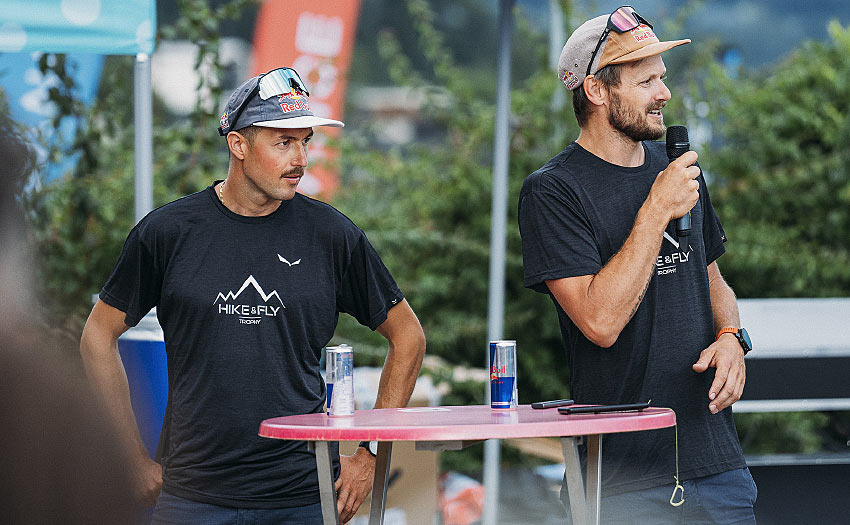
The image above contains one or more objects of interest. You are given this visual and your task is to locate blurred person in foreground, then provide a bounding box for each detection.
[0,99,135,523]
[79,67,426,524]
[518,6,755,523]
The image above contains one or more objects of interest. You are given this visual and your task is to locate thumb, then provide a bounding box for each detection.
[692,350,712,372]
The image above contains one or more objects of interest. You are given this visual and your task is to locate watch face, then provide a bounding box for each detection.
[360,440,378,456]
[738,328,752,353]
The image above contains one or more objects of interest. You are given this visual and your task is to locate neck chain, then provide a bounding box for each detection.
[218,178,227,203]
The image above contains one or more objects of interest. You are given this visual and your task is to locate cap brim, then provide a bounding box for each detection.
[608,39,691,65]
[253,115,345,129]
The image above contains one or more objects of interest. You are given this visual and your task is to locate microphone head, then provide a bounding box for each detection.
[666,125,689,160]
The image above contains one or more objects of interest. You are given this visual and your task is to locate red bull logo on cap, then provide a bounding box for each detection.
[631,24,656,42]
[278,94,310,114]
[562,70,580,90]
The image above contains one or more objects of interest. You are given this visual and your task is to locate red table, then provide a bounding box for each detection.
[259,404,675,525]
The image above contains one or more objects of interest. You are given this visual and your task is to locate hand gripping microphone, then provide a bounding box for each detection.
[665,125,691,241]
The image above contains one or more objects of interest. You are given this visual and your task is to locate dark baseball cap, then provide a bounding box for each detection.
[218,67,343,135]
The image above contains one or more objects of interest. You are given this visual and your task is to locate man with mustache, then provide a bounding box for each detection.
[518,7,755,523]
[80,67,425,524]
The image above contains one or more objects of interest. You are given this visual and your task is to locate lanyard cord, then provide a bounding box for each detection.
[670,423,685,506]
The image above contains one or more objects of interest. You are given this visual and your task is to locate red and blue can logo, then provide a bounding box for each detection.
[489,340,517,410]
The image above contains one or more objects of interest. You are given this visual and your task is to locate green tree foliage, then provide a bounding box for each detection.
[699,22,850,458]
[351,0,502,93]
[0,90,37,202]
[701,21,850,297]
[332,0,570,408]
[22,55,139,339]
[20,0,251,341]
[736,412,829,455]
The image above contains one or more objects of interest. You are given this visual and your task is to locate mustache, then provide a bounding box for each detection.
[647,102,666,112]
[284,167,304,177]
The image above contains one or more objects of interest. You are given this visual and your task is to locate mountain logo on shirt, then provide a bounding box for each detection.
[656,232,692,277]
[214,275,285,325]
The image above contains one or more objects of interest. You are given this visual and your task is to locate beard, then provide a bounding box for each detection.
[608,89,665,142]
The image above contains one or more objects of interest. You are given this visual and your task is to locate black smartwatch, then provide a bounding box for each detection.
[358,440,378,457]
[717,327,752,355]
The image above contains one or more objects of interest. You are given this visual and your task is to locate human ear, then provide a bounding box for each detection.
[226,132,248,160]
[583,75,607,107]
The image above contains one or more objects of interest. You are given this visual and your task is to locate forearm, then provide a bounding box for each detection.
[373,333,425,409]
[708,263,740,334]
[373,301,426,409]
[694,262,746,413]
[552,201,667,347]
[334,322,422,521]
[589,205,667,324]
[80,318,149,464]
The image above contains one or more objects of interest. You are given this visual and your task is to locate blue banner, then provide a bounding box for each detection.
[0,52,104,181]
[0,0,155,55]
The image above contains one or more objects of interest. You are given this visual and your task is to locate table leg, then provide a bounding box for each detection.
[368,441,393,525]
[585,435,602,525]
[561,437,588,524]
[310,441,340,525]
[560,435,602,525]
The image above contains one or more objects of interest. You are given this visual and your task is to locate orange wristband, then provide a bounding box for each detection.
[716,327,739,340]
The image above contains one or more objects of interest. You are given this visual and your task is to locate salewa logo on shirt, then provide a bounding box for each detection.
[656,232,692,276]
[278,254,301,266]
[213,275,285,325]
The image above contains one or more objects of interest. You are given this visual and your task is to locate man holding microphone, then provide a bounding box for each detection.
[518,6,755,523]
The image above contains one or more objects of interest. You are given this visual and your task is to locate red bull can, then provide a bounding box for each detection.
[326,345,354,416]
[489,340,517,410]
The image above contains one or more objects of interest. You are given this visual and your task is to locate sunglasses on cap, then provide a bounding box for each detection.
[586,6,654,76]
[218,67,311,136]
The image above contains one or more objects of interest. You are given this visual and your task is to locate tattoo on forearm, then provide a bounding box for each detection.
[629,275,652,319]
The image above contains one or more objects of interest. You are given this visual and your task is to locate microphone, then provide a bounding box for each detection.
[666,125,691,241]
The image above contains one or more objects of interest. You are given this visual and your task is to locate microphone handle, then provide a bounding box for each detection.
[676,211,691,239]
[666,125,692,241]
[668,149,692,240]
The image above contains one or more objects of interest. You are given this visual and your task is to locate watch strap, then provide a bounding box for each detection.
[716,327,739,340]
[717,327,751,355]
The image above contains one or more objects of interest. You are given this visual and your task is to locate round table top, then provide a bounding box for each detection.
[259,404,676,442]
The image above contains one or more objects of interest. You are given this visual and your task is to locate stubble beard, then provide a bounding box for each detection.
[608,89,666,142]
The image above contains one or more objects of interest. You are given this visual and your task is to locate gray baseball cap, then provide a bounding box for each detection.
[218,67,343,136]
[558,7,690,91]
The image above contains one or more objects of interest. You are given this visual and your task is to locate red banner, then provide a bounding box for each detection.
[252,0,361,198]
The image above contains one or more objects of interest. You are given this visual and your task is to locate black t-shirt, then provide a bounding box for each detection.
[100,183,404,508]
[518,141,745,495]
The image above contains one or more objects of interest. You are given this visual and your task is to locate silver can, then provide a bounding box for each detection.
[326,344,355,416]
[489,340,518,410]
